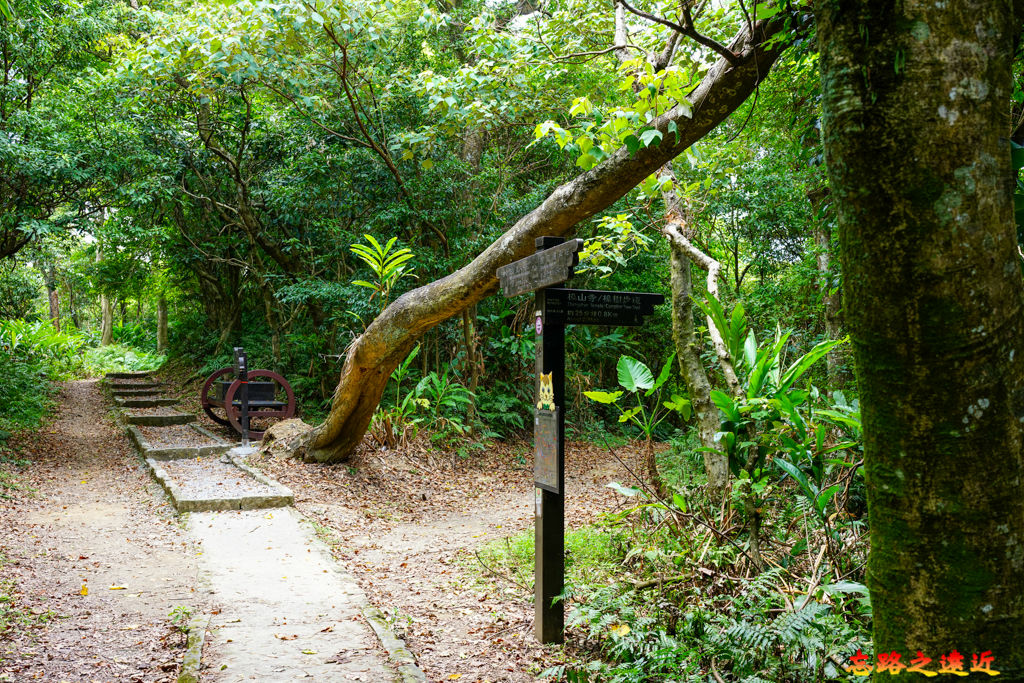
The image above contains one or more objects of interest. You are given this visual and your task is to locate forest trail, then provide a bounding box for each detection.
[0,380,200,681]
[0,380,407,682]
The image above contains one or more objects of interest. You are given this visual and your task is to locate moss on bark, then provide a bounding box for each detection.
[818,0,1024,673]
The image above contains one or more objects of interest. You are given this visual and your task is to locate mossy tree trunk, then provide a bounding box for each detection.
[818,0,1024,671]
[303,16,798,463]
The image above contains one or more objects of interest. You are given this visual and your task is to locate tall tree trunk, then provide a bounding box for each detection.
[660,166,729,494]
[819,0,1024,672]
[100,296,113,346]
[302,16,798,462]
[43,265,59,332]
[67,282,80,329]
[462,306,481,427]
[157,294,169,354]
[96,245,113,346]
[808,185,845,387]
[667,239,725,490]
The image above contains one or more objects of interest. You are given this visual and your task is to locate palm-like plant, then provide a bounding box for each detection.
[349,235,415,307]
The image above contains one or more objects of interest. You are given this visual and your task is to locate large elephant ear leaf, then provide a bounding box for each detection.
[617,355,654,392]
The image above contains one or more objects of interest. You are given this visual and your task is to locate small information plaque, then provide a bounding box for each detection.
[534,408,560,493]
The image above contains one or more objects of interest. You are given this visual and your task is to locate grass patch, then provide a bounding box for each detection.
[474,525,626,590]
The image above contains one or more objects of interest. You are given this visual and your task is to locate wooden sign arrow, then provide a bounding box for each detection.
[496,239,583,297]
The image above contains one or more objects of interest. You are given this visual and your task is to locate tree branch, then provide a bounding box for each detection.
[663,218,742,397]
[619,0,741,66]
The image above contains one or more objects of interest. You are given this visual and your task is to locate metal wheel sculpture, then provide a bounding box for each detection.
[200,367,296,439]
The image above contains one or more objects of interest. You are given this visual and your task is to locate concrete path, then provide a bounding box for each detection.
[191,506,398,682]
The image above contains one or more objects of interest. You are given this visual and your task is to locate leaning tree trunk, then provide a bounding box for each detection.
[819,0,1024,673]
[96,244,114,346]
[302,16,798,463]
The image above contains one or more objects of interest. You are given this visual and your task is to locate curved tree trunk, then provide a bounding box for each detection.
[819,0,1024,672]
[304,16,798,463]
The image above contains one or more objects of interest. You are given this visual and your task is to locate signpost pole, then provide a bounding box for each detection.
[234,347,250,448]
[496,235,661,645]
[534,238,565,644]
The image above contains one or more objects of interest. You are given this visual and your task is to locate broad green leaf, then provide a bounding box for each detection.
[648,351,676,395]
[617,355,654,392]
[779,337,847,392]
[775,458,815,501]
[619,406,642,423]
[583,390,623,404]
[816,484,844,515]
[607,481,641,497]
[639,128,663,147]
[710,390,739,422]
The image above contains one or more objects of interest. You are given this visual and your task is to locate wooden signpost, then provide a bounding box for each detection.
[497,236,665,644]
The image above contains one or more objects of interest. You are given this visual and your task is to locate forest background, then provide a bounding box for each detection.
[2,0,1021,680]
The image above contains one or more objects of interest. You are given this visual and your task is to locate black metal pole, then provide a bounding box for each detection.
[534,239,565,644]
[235,347,250,447]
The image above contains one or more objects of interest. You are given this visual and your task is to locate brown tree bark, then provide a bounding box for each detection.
[43,264,60,332]
[808,185,846,387]
[156,294,168,354]
[819,0,1024,672]
[96,244,113,346]
[302,16,799,463]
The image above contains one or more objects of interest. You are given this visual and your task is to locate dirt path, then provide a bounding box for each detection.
[0,380,202,682]
[253,440,648,682]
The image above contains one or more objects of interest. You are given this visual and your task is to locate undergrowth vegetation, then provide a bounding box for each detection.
[477,445,870,682]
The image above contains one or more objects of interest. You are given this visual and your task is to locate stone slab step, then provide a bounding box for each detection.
[115,397,179,408]
[105,371,152,379]
[123,411,196,427]
[127,424,230,460]
[147,450,293,512]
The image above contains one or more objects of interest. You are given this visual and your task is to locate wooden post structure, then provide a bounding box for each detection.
[533,237,568,643]
[496,237,664,644]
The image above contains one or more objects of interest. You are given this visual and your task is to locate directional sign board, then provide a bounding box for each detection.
[543,288,665,326]
[496,239,583,297]
[534,408,560,493]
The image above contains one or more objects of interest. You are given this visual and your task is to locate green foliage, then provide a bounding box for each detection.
[169,604,194,636]
[584,354,689,442]
[0,262,43,318]
[349,234,416,308]
[82,344,164,377]
[0,319,81,432]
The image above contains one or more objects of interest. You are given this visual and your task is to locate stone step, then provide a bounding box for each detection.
[126,424,230,460]
[112,388,166,397]
[123,410,196,427]
[147,449,293,512]
[115,397,179,408]
[105,371,152,379]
